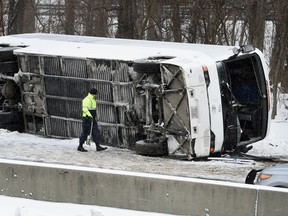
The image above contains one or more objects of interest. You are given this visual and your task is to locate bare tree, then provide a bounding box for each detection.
[145,0,161,40]
[270,1,288,119]
[116,0,137,39]
[0,0,4,35]
[7,0,16,34]
[246,0,266,50]
[8,0,36,34]
[182,0,244,45]
[65,0,76,35]
[171,0,181,42]
[83,0,109,37]
[35,0,66,34]
[134,0,163,41]
[94,0,109,37]
[184,0,201,43]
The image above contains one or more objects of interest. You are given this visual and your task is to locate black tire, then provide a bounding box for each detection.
[133,56,175,74]
[135,139,168,157]
[0,111,24,131]
[0,47,18,62]
[2,80,19,99]
[0,61,18,74]
[0,47,19,75]
[133,59,161,74]
[0,111,17,124]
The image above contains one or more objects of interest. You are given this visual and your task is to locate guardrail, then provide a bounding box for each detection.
[0,159,287,215]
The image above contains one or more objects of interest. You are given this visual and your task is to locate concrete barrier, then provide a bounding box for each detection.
[0,159,287,215]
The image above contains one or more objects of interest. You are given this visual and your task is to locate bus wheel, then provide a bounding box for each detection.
[133,59,160,74]
[133,56,174,74]
[0,111,23,132]
[135,139,168,157]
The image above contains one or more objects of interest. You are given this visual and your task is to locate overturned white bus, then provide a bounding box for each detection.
[0,33,270,160]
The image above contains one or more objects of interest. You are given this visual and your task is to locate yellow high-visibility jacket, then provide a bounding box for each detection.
[82,93,97,118]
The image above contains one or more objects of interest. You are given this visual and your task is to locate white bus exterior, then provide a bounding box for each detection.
[0,33,270,159]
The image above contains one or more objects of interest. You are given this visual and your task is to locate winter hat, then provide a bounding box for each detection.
[90,88,98,95]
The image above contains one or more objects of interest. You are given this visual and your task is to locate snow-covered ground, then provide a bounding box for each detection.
[0,195,172,216]
[0,99,288,215]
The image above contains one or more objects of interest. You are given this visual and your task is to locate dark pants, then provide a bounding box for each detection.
[79,118,101,146]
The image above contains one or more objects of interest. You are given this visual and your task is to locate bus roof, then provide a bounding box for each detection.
[0,33,235,62]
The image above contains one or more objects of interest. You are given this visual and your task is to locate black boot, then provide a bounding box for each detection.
[97,146,107,151]
[77,143,88,152]
[96,142,107,151]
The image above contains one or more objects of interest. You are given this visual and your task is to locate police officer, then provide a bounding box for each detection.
[78,88,107,152]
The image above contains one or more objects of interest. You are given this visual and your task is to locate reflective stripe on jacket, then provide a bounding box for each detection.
[82,93,97,118]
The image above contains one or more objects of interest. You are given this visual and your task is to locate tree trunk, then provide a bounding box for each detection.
[94,0,109,37]
[270,2,288,119]
[146,0,161,41]
[85,0,94,36]
[0,0,4,35]
[65,0,76,35]
[271,40,285,119]
[8,0,35,34]
[247,0,266,50]
[187,0,200,43]
[116,0,137,39]
[85,0,108,37]
[171,1,181,42]
[7,0,16,34]
[279,5,288,92]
